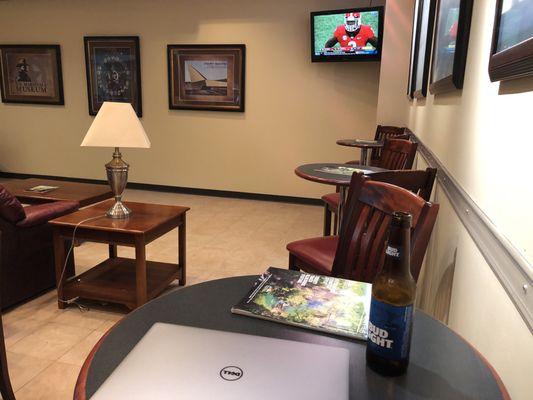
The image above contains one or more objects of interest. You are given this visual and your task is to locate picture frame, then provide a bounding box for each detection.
[84,36,142,117]
[407,0,437,99]
[0,44,64,105]
[429,0,473,95]
[167,44,245,112]
[489,0,533,82]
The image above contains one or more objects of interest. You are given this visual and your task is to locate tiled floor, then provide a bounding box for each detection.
[3,188,322,400]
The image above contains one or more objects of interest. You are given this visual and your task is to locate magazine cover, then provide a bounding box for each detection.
[231,267,372,340]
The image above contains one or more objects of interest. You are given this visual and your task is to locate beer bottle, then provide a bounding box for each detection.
[366,212,416,376]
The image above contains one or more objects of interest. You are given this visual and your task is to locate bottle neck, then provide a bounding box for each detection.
[382,222,411,278]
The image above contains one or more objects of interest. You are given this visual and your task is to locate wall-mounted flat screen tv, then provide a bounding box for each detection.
[311,6,384,62]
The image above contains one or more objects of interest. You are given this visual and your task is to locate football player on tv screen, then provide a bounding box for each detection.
[325,12,377,49]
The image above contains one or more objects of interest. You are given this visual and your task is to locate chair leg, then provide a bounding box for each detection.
[288,254,300,271]
[333,212,338,235]
[323,204,332,236]
[0,317,15,400]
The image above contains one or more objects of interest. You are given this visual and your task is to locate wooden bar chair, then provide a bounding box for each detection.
[0,238,16,400]
[288,172,439,283]
[325,138,420,236]
[323,167,436,236]
[348,125,411,166]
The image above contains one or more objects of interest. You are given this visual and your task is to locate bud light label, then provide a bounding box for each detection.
[367,298,413,360]
[385,245,401,258]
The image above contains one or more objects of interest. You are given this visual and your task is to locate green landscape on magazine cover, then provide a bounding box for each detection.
[233,268,371,339]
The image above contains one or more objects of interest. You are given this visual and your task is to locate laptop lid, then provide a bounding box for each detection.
[90,323,349,400]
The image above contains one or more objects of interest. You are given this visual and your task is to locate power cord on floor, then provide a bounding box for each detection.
[57,214,106,312]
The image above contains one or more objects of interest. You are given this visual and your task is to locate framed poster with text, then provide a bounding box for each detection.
[84,36,142,116]
[0,44,64,105]
[167,44,245,112]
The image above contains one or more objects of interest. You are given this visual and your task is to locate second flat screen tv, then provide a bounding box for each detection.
[311,6,384,62]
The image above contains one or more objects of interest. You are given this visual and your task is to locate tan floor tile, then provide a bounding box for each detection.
[4,317,46,348]
[15,362,80,400]
[5,351,53,391]
[58,331,105,366]
[4,189,323,400]
[9,322,93,361]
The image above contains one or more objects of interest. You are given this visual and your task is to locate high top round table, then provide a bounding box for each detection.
[75,276,509,400]
[295,163,387,224]
[336,139,384,165]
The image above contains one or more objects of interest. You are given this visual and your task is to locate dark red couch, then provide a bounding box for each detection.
[0,185,78,309]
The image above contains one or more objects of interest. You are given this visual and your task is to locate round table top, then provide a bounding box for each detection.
[295,163,387,186]
[78,276,508,400]
[337,139,384,148]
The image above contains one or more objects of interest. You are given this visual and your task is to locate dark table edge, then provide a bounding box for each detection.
[73,275,510,400]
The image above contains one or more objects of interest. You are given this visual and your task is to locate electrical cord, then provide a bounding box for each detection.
[57,214,106,312]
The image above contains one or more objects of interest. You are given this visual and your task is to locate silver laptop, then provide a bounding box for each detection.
[90,323,349,400]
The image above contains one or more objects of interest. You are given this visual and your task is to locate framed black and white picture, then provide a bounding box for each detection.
[407,0,437,99]
[167,44,245,112]
[429,0,473,94]
[0,44,64,105]
[489,0,533,82]
[84,36,142,116]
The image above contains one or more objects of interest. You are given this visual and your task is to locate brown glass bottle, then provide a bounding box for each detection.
[366,212,416,376]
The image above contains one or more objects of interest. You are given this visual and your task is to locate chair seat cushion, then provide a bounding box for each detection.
[0,185,25,223]
[321,192,340,210]
[16,201,79,228]
[286,236,338,275]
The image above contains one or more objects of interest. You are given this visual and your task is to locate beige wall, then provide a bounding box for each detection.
[0,0,382,198]
[378,1,533,398]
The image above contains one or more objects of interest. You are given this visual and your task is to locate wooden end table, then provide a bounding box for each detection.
[50,200,189,310]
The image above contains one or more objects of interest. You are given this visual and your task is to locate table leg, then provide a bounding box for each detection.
[108,244,117,259]
[337,186,348,233]
[53,229,67,309]
[360,148,369,166]
[178,216,186,286]
[135,237,147,307]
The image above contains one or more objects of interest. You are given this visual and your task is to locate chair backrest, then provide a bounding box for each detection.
[331,173,439,284]
[370,125,409,162]
[377,138,418,170]
[368,167,437,201]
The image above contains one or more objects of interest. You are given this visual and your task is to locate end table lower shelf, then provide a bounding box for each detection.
[63,257,182,310]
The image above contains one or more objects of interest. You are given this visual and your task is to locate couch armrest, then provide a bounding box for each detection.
[16,201,79,228]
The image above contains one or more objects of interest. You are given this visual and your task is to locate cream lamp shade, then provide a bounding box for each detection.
[81,102,151,148]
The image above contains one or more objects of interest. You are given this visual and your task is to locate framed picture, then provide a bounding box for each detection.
[0,44,64,105]
[167,44,245,112]
[84,36,142,117]
[429,0,473,94]
[407,0,437,99]
[489,0,533,82]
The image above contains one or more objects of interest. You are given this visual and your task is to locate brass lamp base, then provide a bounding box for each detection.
[106,200,131,219]
[105,147,131,219]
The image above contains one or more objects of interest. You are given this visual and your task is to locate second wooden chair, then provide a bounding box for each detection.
[288,172,439,283]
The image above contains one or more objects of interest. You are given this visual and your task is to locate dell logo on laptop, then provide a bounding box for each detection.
[219,366,244,381]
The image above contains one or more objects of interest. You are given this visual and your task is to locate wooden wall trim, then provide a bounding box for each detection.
[410,133,533,332]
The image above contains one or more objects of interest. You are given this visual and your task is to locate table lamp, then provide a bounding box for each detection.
[81,102,151,219]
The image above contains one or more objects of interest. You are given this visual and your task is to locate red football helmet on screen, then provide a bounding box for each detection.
[344,12,361,32]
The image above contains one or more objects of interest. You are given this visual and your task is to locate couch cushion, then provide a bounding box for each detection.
[286,236,338,275]
[16,201,79,228]
[0,185,26,223]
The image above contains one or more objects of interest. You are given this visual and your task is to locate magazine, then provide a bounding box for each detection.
[314,166,368,176]
[231,267,372,340]
[26,185,59,193]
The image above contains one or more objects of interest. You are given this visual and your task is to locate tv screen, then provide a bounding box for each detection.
[311,6,384,62]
